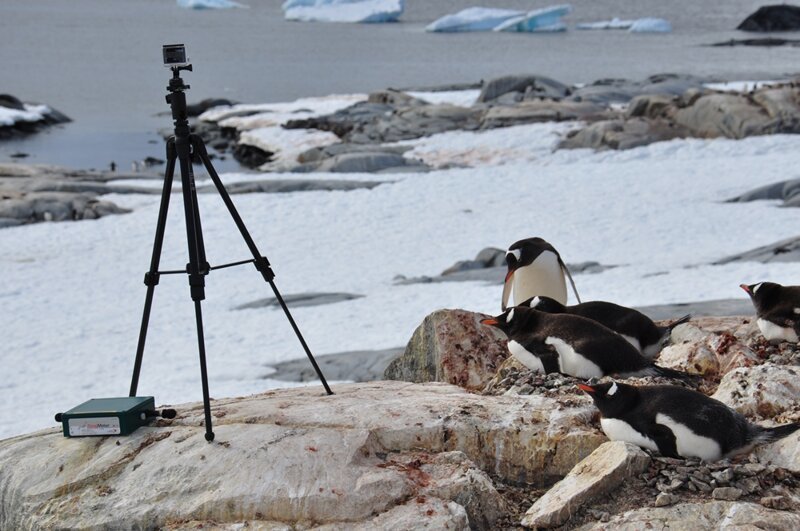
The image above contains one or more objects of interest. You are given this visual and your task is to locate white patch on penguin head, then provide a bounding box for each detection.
[506,308,515,323]
[794,307,800,315]
[507,249,522,262]
[752,283,763,294]
[529,296,542,308]
[607,382,618,396]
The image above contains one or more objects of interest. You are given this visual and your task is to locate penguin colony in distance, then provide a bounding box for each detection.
[578,381,800,461]
[502,237,581,310]
[741,281,800,342]
[522,295,691,359]
[481,306,692,380]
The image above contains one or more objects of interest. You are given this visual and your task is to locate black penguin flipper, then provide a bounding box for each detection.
[753,422,800,445]
[558,258,581,304]
[649,423,679,458]
[644,364,698,382]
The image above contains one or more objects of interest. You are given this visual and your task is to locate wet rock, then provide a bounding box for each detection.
[267,347,404,383]
[521,442,651,528]
[713,235,800,264]
[384,309,509,391]
[232,142,274,168]
[737,5,800,32]
[477,74,572,103]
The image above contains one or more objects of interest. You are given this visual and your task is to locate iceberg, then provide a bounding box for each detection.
[284,0,405,23]
[177,0,248,9]
[493,5,572,33]
[425,7,523,32]
[576,17,635,30]
[629,18,672,33]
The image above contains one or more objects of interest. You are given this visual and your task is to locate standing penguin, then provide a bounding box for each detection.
[578,380,800,461]
[502,237,580,310]
[480,307,692,380]
[741,282,800,342]
[522,295,691,359]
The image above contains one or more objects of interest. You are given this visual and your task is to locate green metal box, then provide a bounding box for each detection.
[59,396,155,437]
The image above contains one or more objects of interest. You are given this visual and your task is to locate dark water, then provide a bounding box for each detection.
[1,0,798,170]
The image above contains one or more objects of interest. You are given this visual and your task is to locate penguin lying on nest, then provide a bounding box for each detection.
[741,281,800,343]
[480,306,693,380]
[502,237,581,310]
[521,295,691,359]
[579,380,800,461]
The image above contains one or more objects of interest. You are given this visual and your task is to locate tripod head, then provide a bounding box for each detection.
[167,64,193,94]
[165,64,193,139]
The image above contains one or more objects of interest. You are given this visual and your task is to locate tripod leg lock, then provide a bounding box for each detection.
[254,256,275,281]
[143,272,161,287]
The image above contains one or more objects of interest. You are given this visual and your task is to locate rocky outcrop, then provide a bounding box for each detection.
[726,178,800,205]
[521,442,651,528]
[384,309,509,390]
[0,94,71,140]
[713,235,800,264]
[268,347,404,383]
[0,381,604,529]
[737,5,800,32]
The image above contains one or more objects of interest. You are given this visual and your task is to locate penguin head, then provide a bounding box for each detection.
[505,237,554,277]
[740,281,782,312]
[521,295,566,313]
[480,306,539,336]
[577,380,638,417]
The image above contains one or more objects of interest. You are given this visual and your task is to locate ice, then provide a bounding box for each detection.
[176,0,248,9]
[284,0,404,23]
[425,7,523,33]
[576,18,635,30]
[629,18,672,33]
[0,104,50,127]
[493,5,572,33]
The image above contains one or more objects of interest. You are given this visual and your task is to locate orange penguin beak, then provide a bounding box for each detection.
[739,284,751,294]
[577,383,596,393]
[480,318,499,326]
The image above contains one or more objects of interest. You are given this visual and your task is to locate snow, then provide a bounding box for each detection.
[177,0,248,9]
[0,104,50,127]
[284,0,404,23]
[629,18,672,33]
[493,5,572,33]
[4,88,800,440]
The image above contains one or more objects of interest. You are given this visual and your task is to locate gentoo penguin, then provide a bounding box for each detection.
[522,295,691,359]
[502,237,580,310]
[578,381,800,461]
[480,307,691,380]
[740,282,800,342]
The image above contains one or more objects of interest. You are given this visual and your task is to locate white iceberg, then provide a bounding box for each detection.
[493,5,572,33]
[425,7,523,32]
[576,17,635,30]
[629,17,671,33]
[284,0,404,23]
[177,0,248,9]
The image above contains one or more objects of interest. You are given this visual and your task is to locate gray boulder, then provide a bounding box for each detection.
[477,74,572,103]
[347,104,483,144]
[569,74,707,105]
[480,100,609,130]
[726,179,800,203]
[713,235,800,264]
[559,118,688,150]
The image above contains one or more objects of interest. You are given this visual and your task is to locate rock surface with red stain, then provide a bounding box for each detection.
[384,309,508,390]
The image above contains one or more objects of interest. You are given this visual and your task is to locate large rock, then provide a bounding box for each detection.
[558,117,688,150]
[577,501,800,530]
[737,5,800,32]
[712,363,800,419]
[521,441,651,528]
[714,235,800,264]
[477,74,572,103]
[0,381,604,529]
[347,104,484,144]
[384,309,509,390]
[480,100,608,129]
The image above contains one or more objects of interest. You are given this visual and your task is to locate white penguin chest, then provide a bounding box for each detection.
[757,318,799,342]
[600,418,659,451]
[655,413,722,461]
[545,336,603,378]
[508,340,546,373]
[513,251,567,305]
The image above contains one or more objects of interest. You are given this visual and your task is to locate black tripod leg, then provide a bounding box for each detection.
[191,135,334,395]
[193,300,215,442]
[130,138,178,397]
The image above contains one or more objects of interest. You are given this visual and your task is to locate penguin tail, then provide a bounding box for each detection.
[754,422,800,445]
[666,314,692,332]
[649,365,700,382]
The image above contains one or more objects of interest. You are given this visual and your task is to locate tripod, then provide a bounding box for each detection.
[129,64,333,442]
